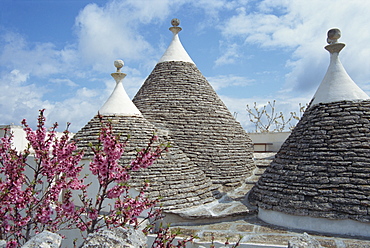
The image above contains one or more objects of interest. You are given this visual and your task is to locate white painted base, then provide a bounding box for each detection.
[258,208,370,237]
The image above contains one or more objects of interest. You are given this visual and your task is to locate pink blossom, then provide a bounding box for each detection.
[62,201,75,214]
[0,111,169,246]
[88,209,98,220]
[106,185,124,199]
[6,240,18,248]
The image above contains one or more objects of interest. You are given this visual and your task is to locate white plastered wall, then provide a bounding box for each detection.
[259,208,370,237]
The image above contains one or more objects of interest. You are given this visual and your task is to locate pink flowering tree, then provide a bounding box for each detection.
[75,115,167,236]
[0,110,86,247]
[0,111,242,248]
[0,111,167,247]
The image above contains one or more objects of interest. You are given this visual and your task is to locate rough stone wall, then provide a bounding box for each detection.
[133,61,255,187]
[74,115,214,210]
[250,100,370,222]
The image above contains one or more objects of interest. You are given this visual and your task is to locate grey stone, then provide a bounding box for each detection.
[21,231,61,248]
[133,61,255,187]
[288,232,322,248]
[251,100,370,222]
[0,240,6,248]
[74,115,214,211]
[82,227,146,248]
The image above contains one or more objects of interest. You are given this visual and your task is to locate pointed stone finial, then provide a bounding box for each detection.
[325,28,345,54]
[170,18,182,34]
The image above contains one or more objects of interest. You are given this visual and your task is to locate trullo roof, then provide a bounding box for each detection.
[132,19,255,189]
[74,60,214,211]
[250,29,370,231]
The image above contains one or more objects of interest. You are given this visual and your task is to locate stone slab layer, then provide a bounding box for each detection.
[133,61,255,187]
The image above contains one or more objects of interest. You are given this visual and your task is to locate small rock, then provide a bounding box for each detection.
[82,227,147,248]
[22,231,62,248]
[0,240,6,248]
[288,232,322,248]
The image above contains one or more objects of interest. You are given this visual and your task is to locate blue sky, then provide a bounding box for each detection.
[1,0,370,132]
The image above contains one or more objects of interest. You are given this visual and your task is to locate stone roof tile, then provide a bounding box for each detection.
[74,115,214,211]
[251,30,370,224]
[133,60,255,188]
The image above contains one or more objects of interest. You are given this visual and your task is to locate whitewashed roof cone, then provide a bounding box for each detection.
[312,28,369,105]
[98,60,142,116]
[158,18,194,64]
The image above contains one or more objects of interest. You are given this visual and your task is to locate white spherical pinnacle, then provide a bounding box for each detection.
[114,60,124,72]
[327,28,341,44]
[171,18,180,27]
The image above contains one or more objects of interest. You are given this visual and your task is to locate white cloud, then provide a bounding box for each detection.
[0,30,99,131]
[218,0,370,95]
[190,0,239,19]
[207,74,254,91]
[49,78,78,87]
[74,0,188,72]
[121,0,182,23]
[8,69,28,84]
[0,32,78,78]
[121,76,146,98]
[0,68,106,132]
[0,0,167,131]
[214,43,241,66]
[45,87,106,132]
[0,69,52,125]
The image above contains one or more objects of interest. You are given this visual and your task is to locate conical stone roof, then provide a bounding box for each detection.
[132,19,255,188]
[74,61,214,211]
[250,29,370,236]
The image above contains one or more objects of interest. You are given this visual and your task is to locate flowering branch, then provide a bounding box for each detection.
[0,109,86,247]
[75,115,169,241]
[0,110,199,248]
